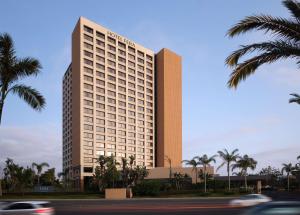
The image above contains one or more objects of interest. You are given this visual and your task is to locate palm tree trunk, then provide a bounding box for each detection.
[245,175,247,190]
[195,168,198,184]
[287,174,290,191]
[0,179,2,196]
[204,166,207,193]
[227,164,230,191]
[0,95,4,125]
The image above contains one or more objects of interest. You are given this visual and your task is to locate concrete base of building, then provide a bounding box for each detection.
[105,188,132,199]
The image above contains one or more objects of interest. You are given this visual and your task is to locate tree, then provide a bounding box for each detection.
[196,154,217,192]
[121,157,129,187]
[182,157,200,184]
[174,172,184,190]
[232,155,257,190]
[259,166,282,186]
[0,33,45,124]
[225,0,300,104]
[289,94,300,105]
[32,162,49,185]
[165,155,172,180]
[217,149,239,191]
[282,163,295,191]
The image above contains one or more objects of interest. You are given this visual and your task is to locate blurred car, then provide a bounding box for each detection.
[242,201,300,215]
[230,194,272,207]
[0,201,54,215]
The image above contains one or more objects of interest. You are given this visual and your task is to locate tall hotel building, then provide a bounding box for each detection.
[63,17,182,189]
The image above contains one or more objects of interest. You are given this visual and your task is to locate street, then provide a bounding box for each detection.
[51,198,245,215]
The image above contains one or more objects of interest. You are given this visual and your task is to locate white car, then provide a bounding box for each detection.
[230,194,272,207]
[0,201,54,215]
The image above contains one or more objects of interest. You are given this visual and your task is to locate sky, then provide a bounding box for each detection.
[0,0,299,176]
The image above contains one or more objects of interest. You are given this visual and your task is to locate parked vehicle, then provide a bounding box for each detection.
[230,194,271,207]
[0,201,54,215]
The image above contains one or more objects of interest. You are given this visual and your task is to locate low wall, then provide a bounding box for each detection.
[105,188,132,199]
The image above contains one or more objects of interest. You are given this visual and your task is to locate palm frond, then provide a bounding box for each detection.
[289,93,300,104]
[227,15,300,42]
[8,84,45,111]
[283,0,300,21]
[12,57,42,80]
[228,41,300,88]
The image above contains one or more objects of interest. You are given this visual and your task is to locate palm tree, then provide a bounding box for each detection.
[182,157,200,184]
[0,33,45,124]
[225,0,300,103]
[232,155,257,190]
[217,149,239,191]
[165,155,172,180]
[32,162,49,185]
[196,154,217,193]
[282,163,295,191]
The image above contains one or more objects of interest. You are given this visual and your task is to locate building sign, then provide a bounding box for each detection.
[107,31,135,48]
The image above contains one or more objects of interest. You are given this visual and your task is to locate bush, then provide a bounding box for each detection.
[133,180,161,196]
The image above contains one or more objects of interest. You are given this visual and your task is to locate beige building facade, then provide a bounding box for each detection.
[62,17,182,189]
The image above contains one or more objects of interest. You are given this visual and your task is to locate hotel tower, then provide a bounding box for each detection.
[62,17,182,189]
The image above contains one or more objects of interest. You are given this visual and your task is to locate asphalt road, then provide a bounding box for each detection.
[51,198,246,215]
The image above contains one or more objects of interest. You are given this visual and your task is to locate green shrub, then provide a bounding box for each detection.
[133,180,161,196]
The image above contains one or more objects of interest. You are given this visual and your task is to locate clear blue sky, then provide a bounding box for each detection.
[0,0,299,175]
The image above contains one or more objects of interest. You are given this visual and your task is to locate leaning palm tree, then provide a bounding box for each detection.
[0,33,45,124]
[196,154,217,193]
[225,0,300,103]
[32,162,49,185]
[217,149,239,191]
[182,157,200,184]
[232,155,257,190]
[282,163,295,191]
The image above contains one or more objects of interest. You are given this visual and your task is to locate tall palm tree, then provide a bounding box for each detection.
[0,33,45,124]
[196,154,217,193]
[182,157,200,184]
[165,155,172,180]
[32,162,49,185]
[282,163,295,191]
[225,0,300,103]
[217,149,239,191]
[232,155,257,190]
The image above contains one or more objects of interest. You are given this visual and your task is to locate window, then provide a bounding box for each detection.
[84,116,93,123]
[146,82,152,87]
[96,95,105,102]
[96,134,105,140]
[128,46,135,53]
[138,92,144,98]
[96,118,105,125]
[128,89,135,95]
[96,39,105,48]
[96,55,105,63]
[108,75,116,82]
[138,78,144,84]
[128,68,135,74]
[84,34,93,42]
[84,157,93,163]
[118,123,126,129]
[84,59,93,66]
[118,56,126,63]
[146,88,153,93]
[108,52,116,59]
[96,63,105,70]
[84,100,93,107]
[96,102,105,109]
[108,98,116,104]
[108,36,116,44]
[96,31,105,39]
[128,111,135,117]
[108,83,116,89]
[84,91,93,98]
[96,143,105,148]
[108,90,116,97]
[119,108,126,114]
[96,47,105,55]
[108,105,116,112]
[108,121,116,127]
[96,79,105,86]
[84,25,93,34]
[96,71,105,78]
[84,42,93,50]
[119,116,126,121]
[146,54,153,61]
[118,86,126,92]
[128,82,135,88]
[84,50,93,58]
[107,136,116,142]
[128,96,135,102]
[84,67,93,75]
[84,149,93,155]
[118,49,126,56]
[118,78,126,85]
[96,87,104,94]
[83,132,93,139]
[84,75,93,82]
[128,103,135,109]
[108,113,116,119]
[107,128,116,134]
[118,93,126,100]
[84,140,93,147]
[118,41,126,49]
[128,118,135,123]
[118,64,126,70]
[108,44,116,52]
[138,65,144,71]
[84,124,93,131]
[96,111,105,117]
[84,108,93,114]
[146,75,152,81]
[147,62,153,67]
[96,150,105,156]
